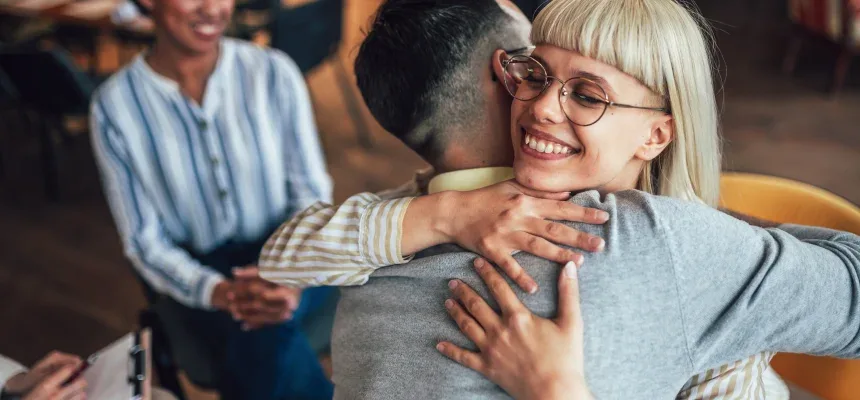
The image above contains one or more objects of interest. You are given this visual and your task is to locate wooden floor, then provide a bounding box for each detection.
[0,0,858,398]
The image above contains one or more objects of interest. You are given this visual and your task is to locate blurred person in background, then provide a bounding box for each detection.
[1,352,87,400]
[88,0,336,396]
[1,351,177,400]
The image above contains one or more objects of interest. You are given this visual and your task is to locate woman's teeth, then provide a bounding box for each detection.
[524,134,574,155]
[194,24,218,35]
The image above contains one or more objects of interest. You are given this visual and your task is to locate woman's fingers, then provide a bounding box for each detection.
[435,342,486,374]
[512,231,585,267]
[532,198,609,225]
[472,258,525,315]
[524,218,604,253]
[484,249,538,294]
[444,295,489,347]
[556,261,584,330]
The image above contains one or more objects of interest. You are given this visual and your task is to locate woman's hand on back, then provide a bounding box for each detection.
[407,180,608,293]
[436,258,593,400]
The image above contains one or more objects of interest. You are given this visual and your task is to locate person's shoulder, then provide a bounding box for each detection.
[570,189,724,238]
[574,189,714,217]
[91,62,137,107]
[89,61,143,124]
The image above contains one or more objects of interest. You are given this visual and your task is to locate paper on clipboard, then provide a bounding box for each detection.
[82,333,136,399]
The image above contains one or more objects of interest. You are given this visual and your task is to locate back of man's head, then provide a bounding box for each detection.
[355,0,530,165]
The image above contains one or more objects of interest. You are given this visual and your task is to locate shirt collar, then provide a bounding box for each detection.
[131,39,234,115]
[427,167,514,194]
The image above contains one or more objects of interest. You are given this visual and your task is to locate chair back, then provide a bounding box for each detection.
[0,47,94,114]
[720,172,860,400]
[269,0,342,74]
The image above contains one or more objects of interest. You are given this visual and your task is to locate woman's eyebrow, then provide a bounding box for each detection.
[532,54,620,98]
[530,54,551,70]
[573,70,618,98]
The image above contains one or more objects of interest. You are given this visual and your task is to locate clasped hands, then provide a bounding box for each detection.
[212,267,302,330]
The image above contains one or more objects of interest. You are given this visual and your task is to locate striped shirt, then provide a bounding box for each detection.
[91,38,332,309]
[258,167,787,399]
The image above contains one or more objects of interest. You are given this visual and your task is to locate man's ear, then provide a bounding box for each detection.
[490,49,508,83]
[635,115,674,161]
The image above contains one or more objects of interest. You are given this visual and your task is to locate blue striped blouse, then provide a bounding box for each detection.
[90,38,333,309]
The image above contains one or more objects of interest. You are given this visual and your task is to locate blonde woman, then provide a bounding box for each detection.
[250,0,860,398]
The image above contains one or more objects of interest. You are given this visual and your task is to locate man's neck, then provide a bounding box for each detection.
[433,138,512,174]
[145,39,220,103]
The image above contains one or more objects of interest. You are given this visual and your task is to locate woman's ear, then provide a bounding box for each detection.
[635,115,674,161]
[491,49,508,83]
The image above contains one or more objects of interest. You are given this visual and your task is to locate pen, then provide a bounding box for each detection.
[62,354,98,387]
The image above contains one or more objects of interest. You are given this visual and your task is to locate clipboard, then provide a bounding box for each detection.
[82,329,152,400]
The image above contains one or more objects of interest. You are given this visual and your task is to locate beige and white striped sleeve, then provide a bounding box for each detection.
[675,352,778,400]
[258,177,424,288]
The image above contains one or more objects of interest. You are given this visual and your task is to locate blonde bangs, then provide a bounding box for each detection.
[532,0,667,97]
[531,0,722,207]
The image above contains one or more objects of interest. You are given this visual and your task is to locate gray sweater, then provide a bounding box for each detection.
[331,190,860,399]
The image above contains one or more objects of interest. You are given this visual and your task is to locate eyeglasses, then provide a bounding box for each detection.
[501,55,671,127]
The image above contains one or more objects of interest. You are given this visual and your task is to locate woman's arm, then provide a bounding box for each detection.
[258,179,422,287]
[407,180,608,292]
[259,179,609,292]
[91,100,226,310]
[436,258,593,400]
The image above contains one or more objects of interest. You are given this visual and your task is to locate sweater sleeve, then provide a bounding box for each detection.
[653,196,860,373]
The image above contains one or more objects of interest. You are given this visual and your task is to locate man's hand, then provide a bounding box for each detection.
[227,267,302,330]
[432,180,608,294]
[4,351,82,395]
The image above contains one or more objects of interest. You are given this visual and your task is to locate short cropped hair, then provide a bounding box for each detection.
[354,0,530,163]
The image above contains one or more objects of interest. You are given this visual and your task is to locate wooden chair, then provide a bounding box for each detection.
[783,0,860,96]
[720,172,860,400]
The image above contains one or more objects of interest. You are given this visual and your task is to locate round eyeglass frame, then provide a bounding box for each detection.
[501,55,671,127]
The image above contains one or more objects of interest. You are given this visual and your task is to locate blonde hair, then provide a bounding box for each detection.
[532,0,722,207]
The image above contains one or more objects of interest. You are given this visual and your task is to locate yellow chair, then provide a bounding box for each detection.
[720,172,860,400]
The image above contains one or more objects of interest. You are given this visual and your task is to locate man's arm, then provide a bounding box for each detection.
[719,208,780,228]
[656,196,860,371]
[91,100,227,309]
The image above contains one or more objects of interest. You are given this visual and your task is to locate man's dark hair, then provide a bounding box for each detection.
[354,0,529,164]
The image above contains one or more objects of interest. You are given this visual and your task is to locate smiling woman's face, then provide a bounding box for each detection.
[509,44,672,193]
[146,0,234,56]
